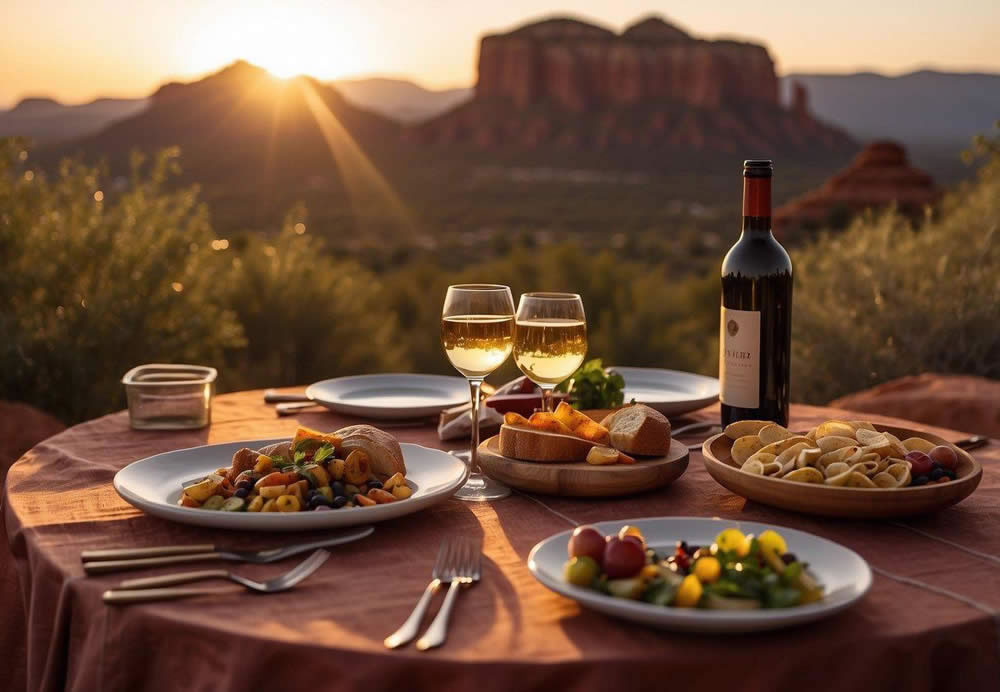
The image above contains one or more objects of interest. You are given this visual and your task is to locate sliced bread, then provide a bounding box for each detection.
[599,404,671,456]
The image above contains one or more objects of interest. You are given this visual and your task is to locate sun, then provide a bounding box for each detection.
[182,5,367,80]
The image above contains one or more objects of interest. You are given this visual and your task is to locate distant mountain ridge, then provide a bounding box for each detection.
[0,96,148,143]
[781,70,1000,178]
[333,78,471,123]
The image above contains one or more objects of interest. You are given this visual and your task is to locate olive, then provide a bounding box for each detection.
[330,481,346,497]
[781,553,798,565]
[331,495,348,509]
[308,495,332,509]
[367,480,383,490]
[233,487,249,499]
[235,479,253,491]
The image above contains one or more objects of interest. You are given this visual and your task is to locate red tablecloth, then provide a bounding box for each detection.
[3,391,999,691]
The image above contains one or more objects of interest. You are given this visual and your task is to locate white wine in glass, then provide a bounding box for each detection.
[441,315,514,378]
[514,293,587,411]
[441,284,515,501]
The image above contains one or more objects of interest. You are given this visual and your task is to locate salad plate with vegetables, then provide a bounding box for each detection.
[527,517,871,633]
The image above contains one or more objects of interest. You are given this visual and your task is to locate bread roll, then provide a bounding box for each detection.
[600,405,671,456]
[335,425,406,477]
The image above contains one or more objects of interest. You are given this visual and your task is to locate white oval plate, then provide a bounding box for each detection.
[612,367,720,417]
[528,517,871,633]
[114,439,469,531]
[306,374,469,420]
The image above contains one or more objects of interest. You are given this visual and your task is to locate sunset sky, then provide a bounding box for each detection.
[2,0,998,107]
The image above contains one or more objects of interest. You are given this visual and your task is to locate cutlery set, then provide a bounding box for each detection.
[86,527,482,650]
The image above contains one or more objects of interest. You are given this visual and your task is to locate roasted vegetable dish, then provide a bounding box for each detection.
[178,425,412,512]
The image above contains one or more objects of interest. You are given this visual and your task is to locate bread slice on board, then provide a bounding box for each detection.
[498,424,597,463]
[600,405,671,456]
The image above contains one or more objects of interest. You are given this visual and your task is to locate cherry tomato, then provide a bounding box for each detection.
[603,537,646,579]
[568,526,606,566]
[905,451,933,476]
[928,445,959,471]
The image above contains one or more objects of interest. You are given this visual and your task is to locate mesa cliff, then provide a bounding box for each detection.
[410,16,854,157]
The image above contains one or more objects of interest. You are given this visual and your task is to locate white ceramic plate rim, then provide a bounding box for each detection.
[611,367,720,414]
[305,373,469,419]
[528,517,871,632]
[114,438,469,531]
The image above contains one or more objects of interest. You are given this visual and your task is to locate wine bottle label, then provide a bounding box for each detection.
[719,307,760,409]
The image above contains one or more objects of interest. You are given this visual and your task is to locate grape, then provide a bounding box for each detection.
[905,451,933,476]
[928,445,959,471]
[603,538,646,579]
[568,526,606,566]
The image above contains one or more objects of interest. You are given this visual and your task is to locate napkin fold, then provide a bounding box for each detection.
[437,376,529,441]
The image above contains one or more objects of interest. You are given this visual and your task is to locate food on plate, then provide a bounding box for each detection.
[599,404,671,456]
[177,425,412,512]
[500,401,666,464]
[722,419,961,489]
[563,525,824,609]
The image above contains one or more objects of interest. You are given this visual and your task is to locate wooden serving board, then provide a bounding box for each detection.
[478,436,689,497]
[701,423,982,518]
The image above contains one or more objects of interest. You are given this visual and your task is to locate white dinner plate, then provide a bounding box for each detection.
[114,439,469,531]
[305,374,469,420]
[611,367,719,417]
[528,517,871,633]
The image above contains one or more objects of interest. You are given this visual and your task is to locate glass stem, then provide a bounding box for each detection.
[541,386,554,413]
[468,379,483,473]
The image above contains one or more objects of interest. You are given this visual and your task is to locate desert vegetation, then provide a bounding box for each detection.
[2,128,997,423]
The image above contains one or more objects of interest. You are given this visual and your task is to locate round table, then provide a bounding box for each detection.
[4,390,999,692]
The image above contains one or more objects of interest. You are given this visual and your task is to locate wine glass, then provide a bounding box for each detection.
[513,293,587,412]
[441,284,515,501]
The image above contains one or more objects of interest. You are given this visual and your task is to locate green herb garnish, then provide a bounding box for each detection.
[556,358,625,410]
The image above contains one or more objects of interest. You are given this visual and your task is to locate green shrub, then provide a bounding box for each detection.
[222,205,410,391]
[791,129,1000,404]
[0,142,244,422]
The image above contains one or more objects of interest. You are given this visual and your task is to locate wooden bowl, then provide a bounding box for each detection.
[478,436,689,497]
[701,423,982,518]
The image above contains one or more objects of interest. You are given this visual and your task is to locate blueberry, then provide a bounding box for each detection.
[929,468,945,481]
[367,480,383,490]
[234,487,249,499]
[305,489,318,501]
[331,495,348,509]
[912,475,929,486]
[944,469,957,480]
[330,481,345,497]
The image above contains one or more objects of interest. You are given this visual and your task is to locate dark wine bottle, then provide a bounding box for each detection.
[720,160,792,427]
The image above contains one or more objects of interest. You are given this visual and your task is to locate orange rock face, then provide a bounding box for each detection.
[774,140,940,233]
[0,401,65,482]
[410,16,853,156]
[830,374,1000,438]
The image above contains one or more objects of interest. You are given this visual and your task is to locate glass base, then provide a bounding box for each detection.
[453,472,511,502]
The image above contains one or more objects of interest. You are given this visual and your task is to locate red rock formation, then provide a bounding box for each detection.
[774,140,940,232]
[830,374,1000,438]
[410,15,853,156]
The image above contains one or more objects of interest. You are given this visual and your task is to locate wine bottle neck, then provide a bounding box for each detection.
[742,176,772,233]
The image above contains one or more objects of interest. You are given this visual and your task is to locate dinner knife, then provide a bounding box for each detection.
[82,525,373,574]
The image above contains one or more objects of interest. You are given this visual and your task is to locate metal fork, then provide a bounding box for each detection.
[102,549,330,604]
[415,537,481,651]
[384,539,455,649]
